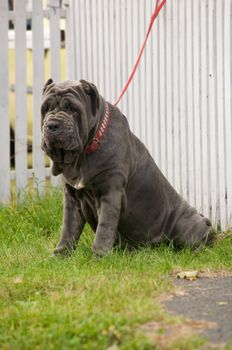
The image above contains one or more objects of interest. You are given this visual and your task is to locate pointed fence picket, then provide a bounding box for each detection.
[0,0,68,203]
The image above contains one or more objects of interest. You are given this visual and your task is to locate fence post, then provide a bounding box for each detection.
[0,0,11,204]
[63,0,76,80]
[48,0,61,187]
[32,0,45,192]
[15,0,28,195]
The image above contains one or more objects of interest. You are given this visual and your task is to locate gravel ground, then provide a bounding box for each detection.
[165,276,232,347]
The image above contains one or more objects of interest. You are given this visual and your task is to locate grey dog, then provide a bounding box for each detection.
[41,79,214,256]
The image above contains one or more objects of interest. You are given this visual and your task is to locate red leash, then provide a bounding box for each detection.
[114,0,167,106]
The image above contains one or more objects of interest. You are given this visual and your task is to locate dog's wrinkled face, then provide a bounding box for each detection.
[41,79,99,175]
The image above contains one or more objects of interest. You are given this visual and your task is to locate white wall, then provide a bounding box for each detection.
[70,0,232,230]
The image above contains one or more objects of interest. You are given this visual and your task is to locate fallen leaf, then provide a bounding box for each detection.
[13,276,23,284]
[107,345,119,350]
[176,271,199,281]
[217,301,228,306]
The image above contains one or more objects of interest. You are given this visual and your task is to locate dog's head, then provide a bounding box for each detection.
[41,79,99,175]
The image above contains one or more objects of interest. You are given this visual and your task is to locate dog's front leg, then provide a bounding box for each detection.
[54,185,86,256]
[92,185,124,257]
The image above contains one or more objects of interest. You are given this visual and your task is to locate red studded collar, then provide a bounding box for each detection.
[84,102,110,155]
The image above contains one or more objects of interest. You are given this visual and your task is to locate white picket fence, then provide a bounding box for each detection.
[0,0,232,231]
[0,0,72,199]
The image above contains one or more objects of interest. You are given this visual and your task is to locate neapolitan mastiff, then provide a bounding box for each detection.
[41,79,214,256]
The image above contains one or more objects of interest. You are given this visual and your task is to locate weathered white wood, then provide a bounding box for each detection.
[138,1,146,145]
[79,0,87,80]
[179,0,188,199]
[186,0,195,208]
[165,0,173,185]
[131,0,140,139]
[193,0,203,212]
[224,0,232,227]
[216,0,227,229]
[145,1,153,156]
[158,8,166,176]
[0,0,10,204]
[108,0,116,104]
[151,2,160,166]
[200,0,210,218]
[48,0,61,187]
[97,0,105,96]
[73,0,82,80]
[85,0,93,82]
[125,0,134,129]
[48,0,61,82]
[11,167,52,181]
[208,0,218,225]
[172,0,180,193]
[15,0,28,194]
[102,0,111,102]
[8,30,50,49]
[91,0,99,85]
[32,0,45,191]
[64,0,75,79]
[83,0,90,81]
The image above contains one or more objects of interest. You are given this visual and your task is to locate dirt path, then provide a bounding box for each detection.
[165,275,232,348]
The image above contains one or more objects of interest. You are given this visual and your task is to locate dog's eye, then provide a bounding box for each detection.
[63,101,76,113]
[41,102,48,115]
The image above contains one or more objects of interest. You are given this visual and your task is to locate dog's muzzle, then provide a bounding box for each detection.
[42,113,80,152]
[46,119,62,133]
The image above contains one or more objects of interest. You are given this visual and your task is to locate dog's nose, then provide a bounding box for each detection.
[46,120,61,132]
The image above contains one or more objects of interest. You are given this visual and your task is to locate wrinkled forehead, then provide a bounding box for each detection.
[42,80,87,107]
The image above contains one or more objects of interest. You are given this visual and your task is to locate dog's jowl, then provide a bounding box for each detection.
[41,79,214,256]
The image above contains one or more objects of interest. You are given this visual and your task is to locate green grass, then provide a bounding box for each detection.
[0,189,232,350]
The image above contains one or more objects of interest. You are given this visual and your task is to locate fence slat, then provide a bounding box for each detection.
[179,0,188,199]
[97,0,105,96]
[102,0,111,102]
[158,9,166,176]
[109,0,117,104]
[138,1,146,145]
[151,2,159,164]
[145,1,153,156]
[15,0,28,194]
[131,0,141,139]
[224,0,232,227]
[200,0,210,218]
[186,0,195,208]
[172,0,180,193]
[216,0,227,229]
[85,0,93,83]
[73,0,82,80]
[114,0,122,111]
[91,0,99,85]
[64,0,75,79]
[48,0,61,187]
[32,0,45,191]
[165,1,173,185]
[49,0,61,82]
[193,0,203,212]
[208,0,218,225]
[0,0,10,204]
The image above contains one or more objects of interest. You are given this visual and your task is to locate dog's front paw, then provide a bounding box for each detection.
[92,241,111,257]
[53,242,75,257]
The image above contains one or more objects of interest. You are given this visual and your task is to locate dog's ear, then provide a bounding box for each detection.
[43,78,53,94]
[80,80,99,116]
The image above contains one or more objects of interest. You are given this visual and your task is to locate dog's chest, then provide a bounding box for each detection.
[63,173,85,190]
